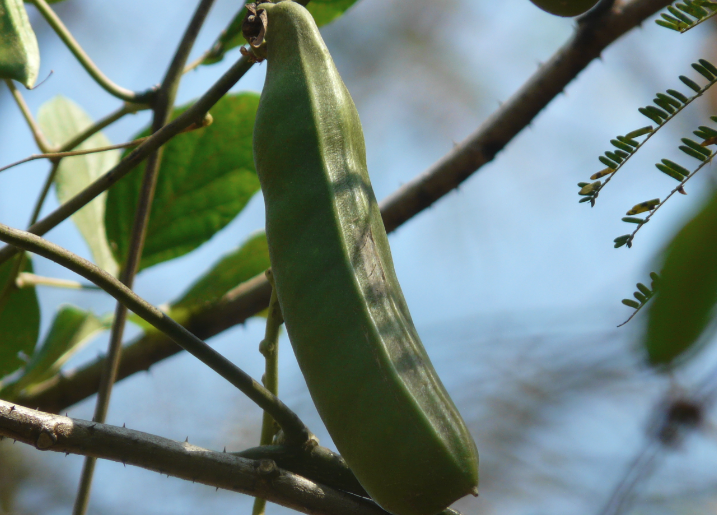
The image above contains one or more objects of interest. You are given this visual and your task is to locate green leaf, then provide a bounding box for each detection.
[201,0,359,66]
[644,190,717,367]
[0,0,39,87]
[38,96,120,277]
[0,306,107,398]
[169,231,270,322]
[306,0,359,26]
[0,256,40,379]
[105,93,261,271]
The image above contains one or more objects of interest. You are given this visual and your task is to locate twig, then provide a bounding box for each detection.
[0,223,312,446]
[27,161,60,228]
[26,0,154,104]
[5,80,54,152]
[0,55,254,267]
[58,103,147,153]
[0,140,148,175]
[0,401,387,515]
[622,154,716,247]
[15,272,99,290]
[0,113,212,176]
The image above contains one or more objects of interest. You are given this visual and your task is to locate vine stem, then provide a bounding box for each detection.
[27,0,154,104]
[0,222,312,445]
[71,0,221,513]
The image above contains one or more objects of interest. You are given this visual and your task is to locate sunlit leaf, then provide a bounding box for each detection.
[38,95,120,277]
[105,93,261,271]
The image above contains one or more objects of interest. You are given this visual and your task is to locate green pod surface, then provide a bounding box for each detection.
[245,3,478,515]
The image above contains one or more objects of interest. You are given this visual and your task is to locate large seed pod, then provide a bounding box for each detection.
[244,3,478,515]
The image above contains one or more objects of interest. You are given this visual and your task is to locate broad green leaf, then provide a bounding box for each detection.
[169,231,270,322]
[0,306,107,398]
[0,0,40,87]
[202,0,359,66]
[0,256,40,379]
[105,93,261,271]
[38,96,120,277]
[644,191,717,367]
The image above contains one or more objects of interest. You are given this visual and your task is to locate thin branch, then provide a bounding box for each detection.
[0,113,213,175]
[5,80,54,152]
[58,103,147,153]
[28,161,61,227]
[73,0,222,510]
[379,0,675,234]
[0,55,254,266]
[0,401,388,515]
[26,0,154,104]
[0,140,148,175]
[620,153,716,247]
[0,223,312,446]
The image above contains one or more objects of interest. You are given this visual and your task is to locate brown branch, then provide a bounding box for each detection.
[11,0,672,414]
[0,400,388,515]
[380,0,673,233]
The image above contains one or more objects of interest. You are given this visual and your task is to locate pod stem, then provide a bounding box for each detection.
[253,270,284,515]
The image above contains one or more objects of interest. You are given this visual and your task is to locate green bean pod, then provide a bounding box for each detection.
[244,3,478,514]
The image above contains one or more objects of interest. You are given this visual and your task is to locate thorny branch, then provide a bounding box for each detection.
[0,401,388,515]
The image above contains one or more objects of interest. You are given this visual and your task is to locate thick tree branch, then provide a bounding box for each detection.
[8,0,673,414]
[380,0,673,233]
[0,401,387,515]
